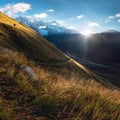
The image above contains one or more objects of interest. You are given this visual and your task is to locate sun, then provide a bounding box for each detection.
[81,29,93,36]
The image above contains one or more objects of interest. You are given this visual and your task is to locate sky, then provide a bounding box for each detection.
[0,0,120,34]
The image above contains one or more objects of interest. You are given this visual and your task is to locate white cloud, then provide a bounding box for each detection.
[50,20,64,26]
[106,13,120,23]
[26,13,48,20]
[0,3,31,17]
[33,13,48,19]
[115,13,120,17]
[77,15,84,19]
[47,9,54,12]
[88,22,99,27]
[118,19,120,23]
[68,26,75,29]
[26,15,32,19]
[51,23,57,26]
[105,16,115,23]
[56,20,64,25]
[108,16,115,19]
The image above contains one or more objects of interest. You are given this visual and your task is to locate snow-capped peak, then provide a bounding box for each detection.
[15,16,77,36]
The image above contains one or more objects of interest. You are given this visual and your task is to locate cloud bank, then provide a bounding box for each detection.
[77,15,84,19]
[33,13,48,19]
[88,22,99,27]
[0,3,31,17]
[47,9,54,12]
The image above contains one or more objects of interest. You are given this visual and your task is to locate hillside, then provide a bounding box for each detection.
[0,12,91,78]
[45,34,85,58]
[45,33,120,87]
[14,15,120,87]
[0,12,66,61]
[45,33,120,65]
[86,32,120,64]
[0,47,120,120]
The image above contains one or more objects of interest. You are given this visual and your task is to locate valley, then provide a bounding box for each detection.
[44,33,120,87]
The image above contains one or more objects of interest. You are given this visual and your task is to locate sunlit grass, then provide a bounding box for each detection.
[0,11,35,34]
[0,48,119,120]
[0,12,71,62]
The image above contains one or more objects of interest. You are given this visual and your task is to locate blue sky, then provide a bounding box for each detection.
[0,0,120,33]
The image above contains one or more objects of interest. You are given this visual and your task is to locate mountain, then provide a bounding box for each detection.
[86,32,120,64]
[102,29,120,33]
[15,16,120,65]
[45,33,120,86]
[45,33,86,58]
[16,16,77,36]
[0,12,93,78]
[45,32,120,65]
[14,15,120,86]
[0,13,64,61]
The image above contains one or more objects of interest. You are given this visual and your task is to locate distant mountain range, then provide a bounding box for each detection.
[45,32,120,87]
[16,16,77,36]
[102,29,120,33]
[45,32,120,65]
[15,16,120,65]
[0,12,91,78]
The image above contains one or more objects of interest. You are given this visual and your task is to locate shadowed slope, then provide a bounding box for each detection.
[0,12,65,60]
[0,12,92,78]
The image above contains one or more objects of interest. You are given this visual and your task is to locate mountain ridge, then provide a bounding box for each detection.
[0,12,92,79]
[45,33,120,86]
[101,29,120,33]
[15,16,77,36]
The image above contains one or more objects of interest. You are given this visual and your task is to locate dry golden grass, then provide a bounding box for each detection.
[0,12,67,59]
[0,47,120,120]
[0,11,36,34]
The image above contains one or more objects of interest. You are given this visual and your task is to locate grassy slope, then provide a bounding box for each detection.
[0,12,92,79]
[0,48,120,120]
[0,12,66,60]
[0,12,119,120]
